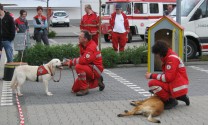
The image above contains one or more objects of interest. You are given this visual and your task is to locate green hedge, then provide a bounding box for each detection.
[14,44,147,68]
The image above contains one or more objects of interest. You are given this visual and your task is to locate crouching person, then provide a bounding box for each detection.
[63,31,105,96]
[145,40,190,110]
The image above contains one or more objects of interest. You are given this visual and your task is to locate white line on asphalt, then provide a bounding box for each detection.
[1,103,13,106]
[189,66,208,73]
[1,97,13,100]
[49,39,58,44]
[1,81,13,106]
[104,69,150,97]
[73,32,80,35]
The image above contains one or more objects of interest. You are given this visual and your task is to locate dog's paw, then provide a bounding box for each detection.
[124,110,128,113]
[18,93,23,96]
[47,92,53,96]
[130,101,137,106]
[117,114,123,117]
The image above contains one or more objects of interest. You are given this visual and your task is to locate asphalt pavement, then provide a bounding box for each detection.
[0,26,208,125]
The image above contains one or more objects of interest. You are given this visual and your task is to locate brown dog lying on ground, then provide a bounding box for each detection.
[117,95,164,123]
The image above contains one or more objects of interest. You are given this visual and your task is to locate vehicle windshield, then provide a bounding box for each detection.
[104,2,131,15]
[170,0,200,16]
[54,12,67,17]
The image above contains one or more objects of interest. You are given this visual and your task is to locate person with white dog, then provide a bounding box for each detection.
[145,40,190,110]
[62,31,105,96]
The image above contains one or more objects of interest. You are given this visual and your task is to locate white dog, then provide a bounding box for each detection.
[11,58,62,96]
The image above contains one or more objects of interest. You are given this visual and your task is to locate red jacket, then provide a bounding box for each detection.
[80,12,99,35]
[70,40,103,73]
[151,49,189,98]
[109,12,130,32]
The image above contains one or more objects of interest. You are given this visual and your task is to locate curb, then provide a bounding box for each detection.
[61,61,208,70]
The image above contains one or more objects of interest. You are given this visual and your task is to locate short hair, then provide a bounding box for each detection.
[152,40,169,57]
[85,4,92,10]
[20,10,27,16]
[0,4,3,11]
[36,6,43,12]
[81,31,92,41]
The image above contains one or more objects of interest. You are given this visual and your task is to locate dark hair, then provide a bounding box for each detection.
[36,6,43,12]
[0,4,3,11]
[152,40,169,57]
[81,30,92,41]
[20,9,27,16]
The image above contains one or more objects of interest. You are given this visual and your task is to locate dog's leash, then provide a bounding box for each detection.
[52,69,62,82]
[70,67,76,84]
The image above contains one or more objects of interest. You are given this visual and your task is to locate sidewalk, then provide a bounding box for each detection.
[29,26,80,37]
[1,50,208,125]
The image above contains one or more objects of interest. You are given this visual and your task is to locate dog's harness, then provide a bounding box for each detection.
[36,65,51,82]
[36,65,62,82]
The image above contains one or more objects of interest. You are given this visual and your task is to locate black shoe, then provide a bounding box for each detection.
[98,75,105,91]
[76,89,89,96]
[176,95,190,106]
[164,98,178,110]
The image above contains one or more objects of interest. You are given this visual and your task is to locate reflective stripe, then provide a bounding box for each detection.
[161,74,166,82]
[173,85,188,92]
[76,58,79,64]
[78,78,86,80]
[169,55,185,68]
[96,53,102,58]
[81,24,98,27]
[157,74,161,80]
[93,65,102,75]
[153,87,162,93]
[150,86,160,90]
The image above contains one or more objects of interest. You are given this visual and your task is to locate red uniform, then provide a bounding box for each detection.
[80,12,99,45]
[109,12,130,51]
[69,40,103,92]
[148,49,189,101]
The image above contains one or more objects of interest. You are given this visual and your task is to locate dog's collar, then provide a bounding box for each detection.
[47,65,54,76]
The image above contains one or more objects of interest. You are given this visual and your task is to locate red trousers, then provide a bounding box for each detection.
[72,64,100,92]
[92,34,99,45]
[112,32,127,51]
[148,79,171,101]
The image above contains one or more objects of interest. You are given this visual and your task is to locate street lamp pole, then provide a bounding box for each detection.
[47,0,50,31]
[98,0,102,50]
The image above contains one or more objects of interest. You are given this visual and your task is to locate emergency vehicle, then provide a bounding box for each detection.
[101,0,176,42]
[145,0,208,59]
[170,0,208,59]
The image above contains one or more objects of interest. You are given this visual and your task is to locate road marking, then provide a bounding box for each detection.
[1,81,13,106]
[104,69,150,97]
[49,39,58,44]
[189,66,208,73]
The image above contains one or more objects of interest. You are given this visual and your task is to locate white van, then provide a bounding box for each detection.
[169,0,208,59]
[101,0,176,42]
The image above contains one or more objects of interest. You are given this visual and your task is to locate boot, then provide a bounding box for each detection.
[164,98,178,110]
[98,75,105,91]
[76,89,89,96]
[176,95,190,106]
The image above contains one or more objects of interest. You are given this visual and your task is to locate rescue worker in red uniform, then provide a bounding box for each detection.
[80,4,99,45]
[108,4,130,52]
[145,40,190,109]
[63,31,105,96]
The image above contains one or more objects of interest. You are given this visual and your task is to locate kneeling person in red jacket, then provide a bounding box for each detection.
[63,31,105,96]
[145,40,190,109]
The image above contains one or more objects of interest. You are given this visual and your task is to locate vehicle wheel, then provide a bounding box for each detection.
[51,23,55,27]
[140,35,144,40]
[127,32,132,43]
[66,23,70,27]
[104,34,110,42]
[185,38,197,59]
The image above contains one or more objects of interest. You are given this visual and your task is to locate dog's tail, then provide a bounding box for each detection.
[11,69,18,90]
[147,114,161,123]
